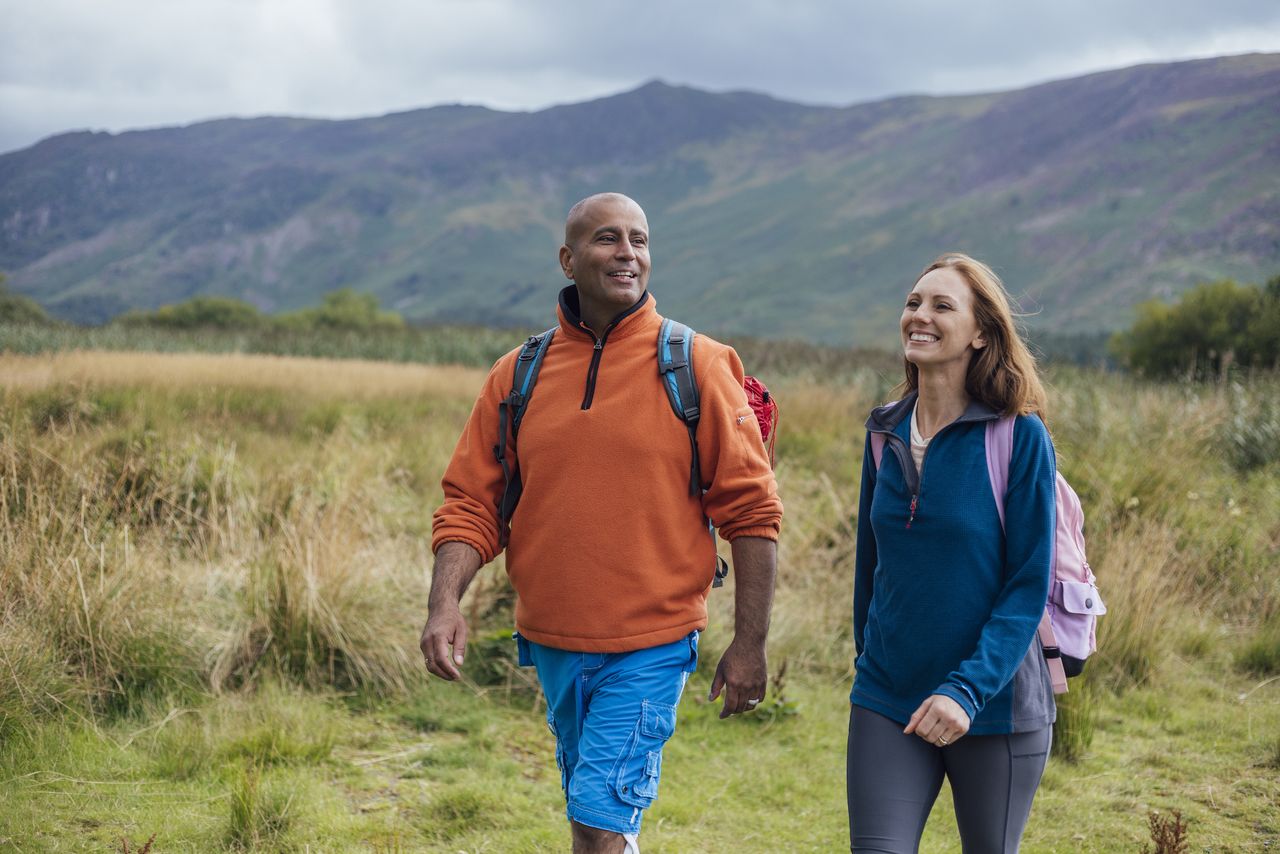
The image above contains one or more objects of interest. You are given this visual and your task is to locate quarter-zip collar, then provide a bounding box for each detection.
[555,285,659,410]
[556,285,654,342]
[865,391,1002,496]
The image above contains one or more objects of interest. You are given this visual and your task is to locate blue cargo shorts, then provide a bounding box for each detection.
[516,630,699,835]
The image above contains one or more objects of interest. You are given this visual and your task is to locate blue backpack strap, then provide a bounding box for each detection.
[657,319,729,588]
[495,326,556,546]
[658,318,701,497]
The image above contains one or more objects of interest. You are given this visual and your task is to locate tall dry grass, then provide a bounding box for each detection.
[1,351,1276,749]
[0,353,459,736]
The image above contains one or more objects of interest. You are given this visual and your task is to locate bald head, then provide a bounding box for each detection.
[557,192,651,330]
[564,193,647,249]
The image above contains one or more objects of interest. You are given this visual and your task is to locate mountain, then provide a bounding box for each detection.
[2,54,1278,346]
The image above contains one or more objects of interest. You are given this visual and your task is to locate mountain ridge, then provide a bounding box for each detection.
[3,53,1278,346]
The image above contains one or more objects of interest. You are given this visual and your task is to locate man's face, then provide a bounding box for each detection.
[559,196,651,318]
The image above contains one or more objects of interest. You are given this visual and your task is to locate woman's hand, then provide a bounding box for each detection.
[904,694,971,747]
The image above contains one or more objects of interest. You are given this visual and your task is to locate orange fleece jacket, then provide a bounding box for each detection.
[431,291,782,652]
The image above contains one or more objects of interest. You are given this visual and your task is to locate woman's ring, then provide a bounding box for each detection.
[938,736,949,745]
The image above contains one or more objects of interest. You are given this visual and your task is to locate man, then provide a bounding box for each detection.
[421,193,782,854]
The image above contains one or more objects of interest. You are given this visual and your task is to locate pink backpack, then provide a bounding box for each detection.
[869,415,1106,694]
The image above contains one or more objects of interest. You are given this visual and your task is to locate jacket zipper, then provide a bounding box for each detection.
[876,415,990,530]
[579,323,612,410]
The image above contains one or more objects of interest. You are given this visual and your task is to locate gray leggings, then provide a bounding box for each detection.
[846,705,1051,854]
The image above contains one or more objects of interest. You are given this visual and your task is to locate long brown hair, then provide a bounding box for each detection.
[896,253,1048,419]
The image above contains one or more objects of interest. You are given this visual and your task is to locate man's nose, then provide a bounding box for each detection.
[614,240,636,259]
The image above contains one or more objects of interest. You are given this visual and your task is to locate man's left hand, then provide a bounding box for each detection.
[708,638,767,719]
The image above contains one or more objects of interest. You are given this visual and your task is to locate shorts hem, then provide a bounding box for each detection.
[567,801,643,834]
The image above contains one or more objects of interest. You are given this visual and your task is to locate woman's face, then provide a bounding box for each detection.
[900,267,986,369]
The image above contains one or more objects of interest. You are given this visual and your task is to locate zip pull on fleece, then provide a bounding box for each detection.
[907,494,918,529]
[579,326,609,410]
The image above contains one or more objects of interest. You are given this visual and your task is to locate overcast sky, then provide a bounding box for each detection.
[2,0,1279,154]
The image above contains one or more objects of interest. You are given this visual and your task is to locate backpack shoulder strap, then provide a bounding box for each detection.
[988,414,1070,693]
[658,319,701,496]
[984,414,1016,532]
[869,432,886,469]
[495,327,556,546]
[508,327,556,437]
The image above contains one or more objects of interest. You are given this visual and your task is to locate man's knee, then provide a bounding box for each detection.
[571,820,627,853]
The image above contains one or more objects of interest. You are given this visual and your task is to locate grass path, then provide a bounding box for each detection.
[2,654,1276,852]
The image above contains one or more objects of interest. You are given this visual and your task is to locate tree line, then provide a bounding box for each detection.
[0,282,406,334]
[4,274,1279,377]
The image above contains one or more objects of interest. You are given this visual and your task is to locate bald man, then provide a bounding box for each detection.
[423,193,782,853]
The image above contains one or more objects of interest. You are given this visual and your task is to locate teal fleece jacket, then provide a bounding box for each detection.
[851,393,1058,736]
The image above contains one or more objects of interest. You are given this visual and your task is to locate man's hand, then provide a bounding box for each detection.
[708,535,776,719]
[420,604,469,680]
[421,541,484,681]
[708,637,768,719]
[903,694,971,746]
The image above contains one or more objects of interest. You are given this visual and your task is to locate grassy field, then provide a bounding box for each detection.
[1,349,1278,852]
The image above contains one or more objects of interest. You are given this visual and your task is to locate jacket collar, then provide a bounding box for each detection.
[556,285,657,341]
[865,390,1002,437]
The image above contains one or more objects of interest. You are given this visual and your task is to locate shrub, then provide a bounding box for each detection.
[274,288,405,333]
[117,296,266,330]
[1113,276,1280,378]
[0,287,52,325]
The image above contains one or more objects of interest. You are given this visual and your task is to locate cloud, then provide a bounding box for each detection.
[2,0,1279,153]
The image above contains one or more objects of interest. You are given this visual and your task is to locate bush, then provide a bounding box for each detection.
[1113,276,1280,378]
[118,295,266,330]
[275,288,405,333]
[0,282,52,325]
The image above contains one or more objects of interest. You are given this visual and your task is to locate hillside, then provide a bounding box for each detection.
[2,53,1278,345]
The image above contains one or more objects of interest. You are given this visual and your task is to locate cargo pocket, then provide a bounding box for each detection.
[609,700,677,809]
[546,707,568,792]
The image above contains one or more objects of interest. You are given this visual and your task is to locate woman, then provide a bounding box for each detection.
[848,254,1058,853]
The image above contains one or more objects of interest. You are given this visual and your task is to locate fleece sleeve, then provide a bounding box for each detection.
[852,432,878,659]
[429,351,520,563]
[694,342,783,542]
[933,416,1056,720]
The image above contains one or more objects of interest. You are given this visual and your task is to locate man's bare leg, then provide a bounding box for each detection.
[571,821,627,853]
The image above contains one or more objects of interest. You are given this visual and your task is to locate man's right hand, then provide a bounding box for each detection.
[421,541,484,681]
[420,605,469,680]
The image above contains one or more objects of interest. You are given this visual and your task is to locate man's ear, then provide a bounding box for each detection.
[558,244,574,281]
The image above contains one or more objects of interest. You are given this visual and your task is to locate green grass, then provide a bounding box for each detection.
[1,349,1278,851]
[1,661,1276,852]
